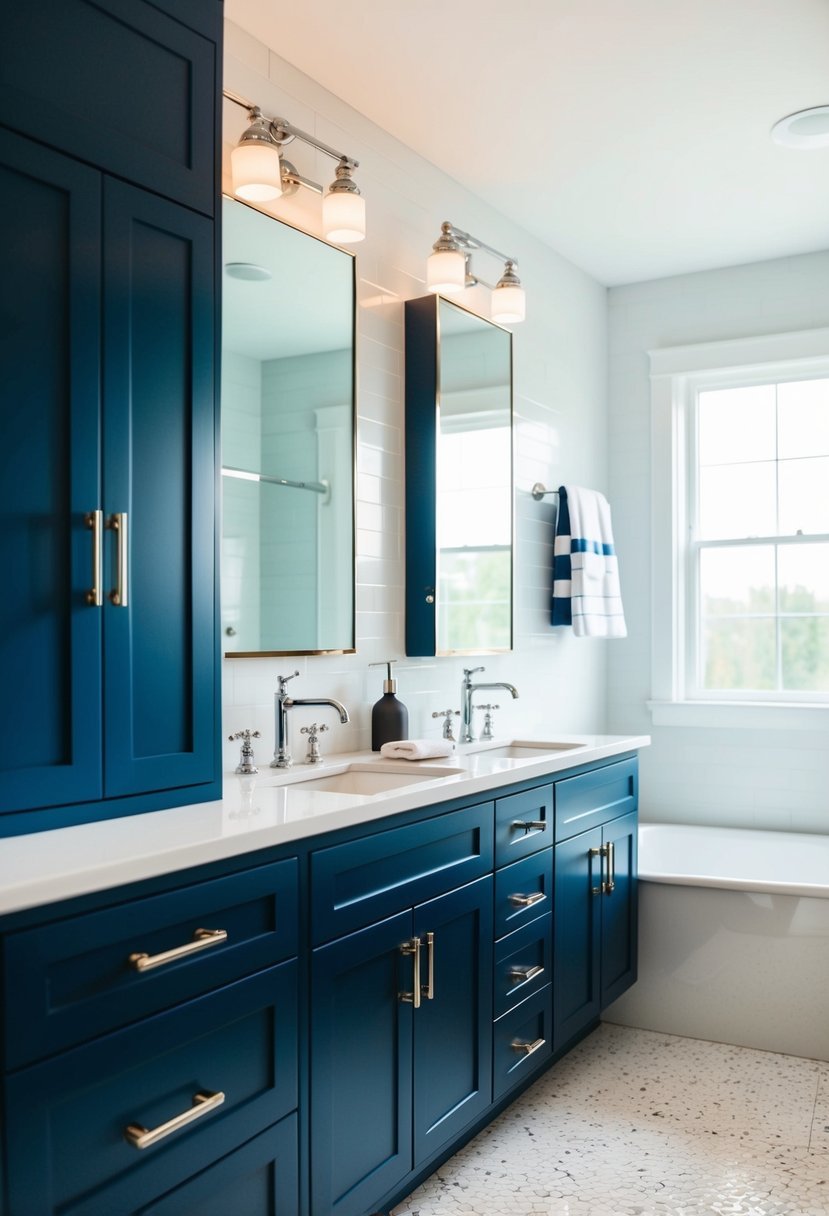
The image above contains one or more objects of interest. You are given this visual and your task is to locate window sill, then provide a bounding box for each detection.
[647,700,829,730]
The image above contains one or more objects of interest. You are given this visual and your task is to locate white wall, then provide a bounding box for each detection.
[221,21,613,771]
[608,250,829,833]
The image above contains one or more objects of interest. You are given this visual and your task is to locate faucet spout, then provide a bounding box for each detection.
[460,667,519,744]
[271,673,349,768]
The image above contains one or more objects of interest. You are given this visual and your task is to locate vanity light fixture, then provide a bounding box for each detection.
[426,221,526,324]
[224,89,366,244]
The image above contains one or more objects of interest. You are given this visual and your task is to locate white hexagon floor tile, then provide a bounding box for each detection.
[391,1025,829,1216]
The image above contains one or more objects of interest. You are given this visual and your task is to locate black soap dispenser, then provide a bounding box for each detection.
[369,660,409,751]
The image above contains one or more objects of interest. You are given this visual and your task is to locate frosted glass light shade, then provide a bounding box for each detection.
[491,283,526,324]
[231,142,283,201]
[323,191,366,244]
[427,248,466,294]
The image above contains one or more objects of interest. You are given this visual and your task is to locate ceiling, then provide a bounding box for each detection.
[226,0,829,286]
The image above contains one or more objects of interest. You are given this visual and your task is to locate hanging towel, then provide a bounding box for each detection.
[551,486,627,638]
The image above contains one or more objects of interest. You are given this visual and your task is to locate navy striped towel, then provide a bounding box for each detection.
[552,486,627,638]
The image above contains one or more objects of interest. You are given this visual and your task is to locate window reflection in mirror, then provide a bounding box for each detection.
[405,295,513,656]
[221,197,356,656]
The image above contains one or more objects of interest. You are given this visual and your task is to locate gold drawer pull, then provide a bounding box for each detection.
[511,819,547,833]
[128,928,228,972]
[511,1037,546,1057]
[508,963,544,985]
[107,511,129,607]
[124,1090,225,1150]
[85,510,103,606]
[508,891,546,908]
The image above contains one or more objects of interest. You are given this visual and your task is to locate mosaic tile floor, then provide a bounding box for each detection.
[391,1024,829,1216]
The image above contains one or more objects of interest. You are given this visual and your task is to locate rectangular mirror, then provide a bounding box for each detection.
[221,197,356,656]
[405,294,513,655]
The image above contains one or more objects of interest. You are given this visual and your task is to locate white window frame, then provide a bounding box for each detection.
[648,326,829,730]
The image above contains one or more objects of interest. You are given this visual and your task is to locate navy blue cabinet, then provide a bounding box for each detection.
[310,876,493,1216]
[554,774,638,1052]
[0,0,221,831]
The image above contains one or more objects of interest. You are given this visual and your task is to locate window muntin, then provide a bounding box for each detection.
[689,375,829,700]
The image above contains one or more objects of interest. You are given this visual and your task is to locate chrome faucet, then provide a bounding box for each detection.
[460,667,518,743]
[271,671,350,768]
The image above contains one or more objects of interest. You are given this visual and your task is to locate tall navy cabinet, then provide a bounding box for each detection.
[0,0,222,832]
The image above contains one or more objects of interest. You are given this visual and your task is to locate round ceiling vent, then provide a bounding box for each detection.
[771,105,829,149]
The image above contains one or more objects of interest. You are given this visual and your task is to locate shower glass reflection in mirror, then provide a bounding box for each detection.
[221,197,355,655]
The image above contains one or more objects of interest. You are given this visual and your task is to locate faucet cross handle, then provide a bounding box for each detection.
[228,728,261,775]
[432,709,460,742]
[277,670,301,695]
[474,705,499,741]
[300,722,329,765]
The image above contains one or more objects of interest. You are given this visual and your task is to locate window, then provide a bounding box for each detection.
[649,328,829,727]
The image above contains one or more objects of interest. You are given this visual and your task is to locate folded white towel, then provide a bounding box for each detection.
[379,739,455,760]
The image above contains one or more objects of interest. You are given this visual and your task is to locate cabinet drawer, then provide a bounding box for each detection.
[311,803,494,943]
[4,858,298,1068]
[495,784,553,866]
[555,758,637,842]
[0,0,217,214]
[494,848,553,939]
[138,1115,298,1215]
[5,963,298,1216]
[493,985,553,1101]
[494,914,552,1019]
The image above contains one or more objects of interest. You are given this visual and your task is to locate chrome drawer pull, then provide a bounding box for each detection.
[508,963,544,985]
[511,819,547,834]
[606,840,616,894]
[399,936,421,1008]
[128,928,228,972]
[511,1037,546,1057]
[124,1090,225,1150]
[589,844,609,895]
[423,931,435,1001]
[508,891,546,908]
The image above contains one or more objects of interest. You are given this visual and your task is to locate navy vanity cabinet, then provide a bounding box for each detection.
[309,805,495,1216]
[553,759,638,1052]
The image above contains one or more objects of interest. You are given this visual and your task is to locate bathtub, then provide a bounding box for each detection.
[604,823,829,1061]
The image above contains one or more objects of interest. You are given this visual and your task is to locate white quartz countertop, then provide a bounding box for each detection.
[0,733,649,917]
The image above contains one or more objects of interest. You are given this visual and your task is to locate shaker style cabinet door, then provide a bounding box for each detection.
[600,810,638,1008]
[553,825,603,1051]
[0,128,103,812]
[102,180,216,797]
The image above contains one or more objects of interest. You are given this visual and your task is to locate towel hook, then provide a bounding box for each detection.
[531,483,560,501]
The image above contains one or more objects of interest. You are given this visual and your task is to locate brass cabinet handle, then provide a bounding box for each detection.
[399,936,421,1007]
[508,891,546,908]
[605,840,616,894]
[511,1037,546,1057]
[422,931,435,1001]
[85,510,103,606]
[511,819,547,834]
[124,1090,225,1150]
[508,963,544,985]
[107,511,128,606]
[128,928,228,972]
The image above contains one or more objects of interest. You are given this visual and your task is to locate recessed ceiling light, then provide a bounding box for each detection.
[771,105,829,149]
[225,262,272,281]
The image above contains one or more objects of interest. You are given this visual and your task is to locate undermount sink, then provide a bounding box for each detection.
[284,763,464,796]
[464,739,587,760]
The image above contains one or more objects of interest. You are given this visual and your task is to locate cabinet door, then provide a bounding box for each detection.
[601,810,638,1008]
[553,826,602,1051]
[0,128,103,814]
[311,911,413,1216]
[102,180,216,798]
[413,877,493,1164]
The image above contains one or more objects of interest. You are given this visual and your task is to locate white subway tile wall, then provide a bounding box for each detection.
[608,251,829,833]
[221,21,613,772]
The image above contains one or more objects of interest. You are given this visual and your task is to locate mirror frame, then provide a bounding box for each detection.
[404,293,514,656]
[221,195,358,658]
